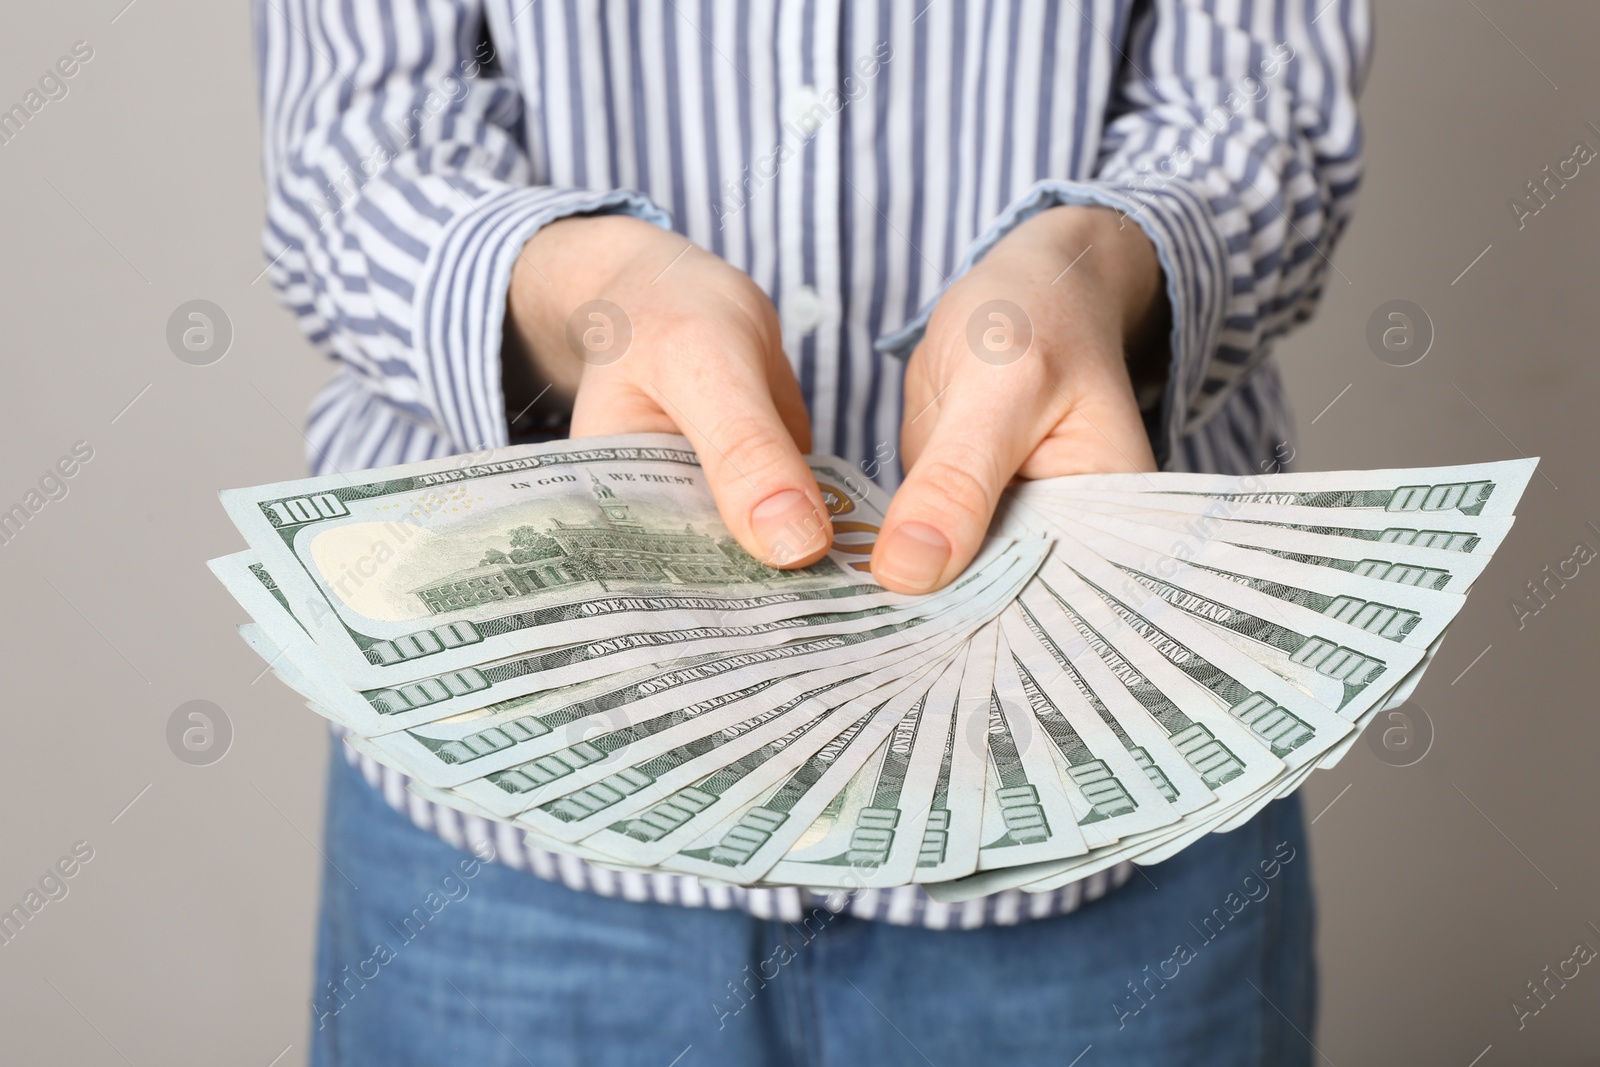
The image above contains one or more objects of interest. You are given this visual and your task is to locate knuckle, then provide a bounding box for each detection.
[906,448,1000,531]
[706,414,797,489]
[725,272,781,324]
[1006,352,1056,390]
[647,310,719,356]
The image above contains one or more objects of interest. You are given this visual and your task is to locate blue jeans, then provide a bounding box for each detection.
[311,750,1315,1066]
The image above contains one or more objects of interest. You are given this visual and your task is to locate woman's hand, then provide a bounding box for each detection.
[506,214,832,569]
[870,205,1167,594]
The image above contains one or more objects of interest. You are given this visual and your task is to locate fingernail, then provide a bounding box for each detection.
[875,522,951,593]
[750,489,827,566]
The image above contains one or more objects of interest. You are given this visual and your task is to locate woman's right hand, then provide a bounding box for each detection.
[505,214,832,570]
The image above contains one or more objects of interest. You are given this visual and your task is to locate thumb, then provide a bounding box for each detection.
[872,397,1039,593]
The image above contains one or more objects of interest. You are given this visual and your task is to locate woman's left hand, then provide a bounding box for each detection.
[870,204,1167,594]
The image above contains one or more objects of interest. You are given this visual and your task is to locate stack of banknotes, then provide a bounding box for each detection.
[209,435,1533,901]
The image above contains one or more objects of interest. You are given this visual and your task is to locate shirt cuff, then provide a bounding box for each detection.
[873,179,1227,467]
[416,186,673,452]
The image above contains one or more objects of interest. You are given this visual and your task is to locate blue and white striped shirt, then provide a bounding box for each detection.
[255,0,1370,927]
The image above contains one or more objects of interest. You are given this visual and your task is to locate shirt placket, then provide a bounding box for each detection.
[777,0,844,455]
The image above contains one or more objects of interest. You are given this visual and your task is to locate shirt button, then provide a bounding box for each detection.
[788,84,824,135]
[788,286,824,335]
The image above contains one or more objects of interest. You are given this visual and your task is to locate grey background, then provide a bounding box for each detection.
[1,1,1596,1063]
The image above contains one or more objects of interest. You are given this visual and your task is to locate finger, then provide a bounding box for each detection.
[569,343,812,450]
[567,346,810,442]
[896,347,943,469]
[873,369,1052,593]
[1016,392,1156,479]
[761,343,814,454]
[672,373,832,568]
[570,378,680,437]
[608,346,832,569]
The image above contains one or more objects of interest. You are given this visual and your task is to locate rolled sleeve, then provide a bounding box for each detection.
[877,0,1371,467]
[875,179,1227,466]
[256,0,670,455]
[417,186,669,452]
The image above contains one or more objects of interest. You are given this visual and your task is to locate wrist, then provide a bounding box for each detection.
[999,204,1169,411]
[505,214,670,398]
[1009,205,1164,343]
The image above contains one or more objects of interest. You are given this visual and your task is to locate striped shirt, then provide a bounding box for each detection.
[255,0,1370,927]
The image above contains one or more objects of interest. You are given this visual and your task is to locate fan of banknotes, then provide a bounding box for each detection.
[209,434,1533,901]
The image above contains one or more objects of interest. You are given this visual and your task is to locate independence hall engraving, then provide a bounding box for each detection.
[412,476,818,614]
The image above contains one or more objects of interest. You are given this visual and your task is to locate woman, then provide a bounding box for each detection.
[256,1,1370,1062]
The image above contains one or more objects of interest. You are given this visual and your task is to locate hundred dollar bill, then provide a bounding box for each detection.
[992,626,1177,849]
[911,626,1008,883]
[459,678,842,824]
[573,676,924,871]
[1025,458,1536,519]
[1050,521,1435,716]
[499,674,898,841]
[340,655,727,787]
[426,623,950,820]
[922,575,1301,904]
[1185,609,1450,829]
[237,623,332,713]
[1011,580,1386,878]
[210,539,1040,737]
[510,621,986,848]
[232,574,733,752]
[1119,717,1338,864]
[951,746,1313,898]
[762,657,965,890]
[651,673,950,884]
[922,592,1236,905]
[916,611,1193,902]
[1306,636,1443,775]
[1056,510,1466,646]
[209,444,1532,894]
[220,433,935,688]
[1018,569,1285,800]
[1005,548,1359,872]
[452,552,1037,827]
[965,622,1092,871]
[1038,551,1358,758]
[214,541,1006,721]
[567,676,928,873]
[1035,489,1516,553]
[346,543,1041,793]
[1057,501,1499,593]
[1001,604,1215,819]
[766,755,889,884]
[401,779,656,871]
